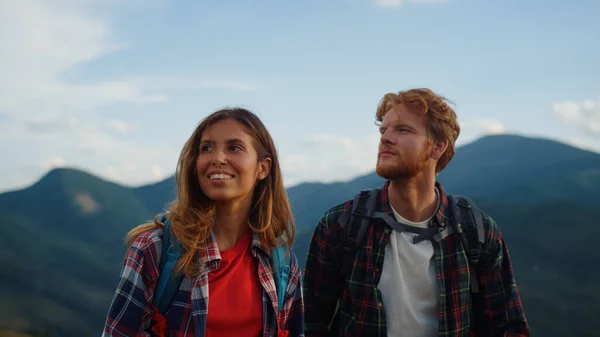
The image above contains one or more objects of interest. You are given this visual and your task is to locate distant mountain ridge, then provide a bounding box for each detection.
[1,133,599,337]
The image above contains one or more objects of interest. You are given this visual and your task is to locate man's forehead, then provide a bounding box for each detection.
[380,106,422,127]
[381,107,404,123]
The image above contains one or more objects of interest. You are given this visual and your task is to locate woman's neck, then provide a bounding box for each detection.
[212,198,252,251]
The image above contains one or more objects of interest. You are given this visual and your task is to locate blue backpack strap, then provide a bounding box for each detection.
[152,215,184,315]
[271,245,290,314]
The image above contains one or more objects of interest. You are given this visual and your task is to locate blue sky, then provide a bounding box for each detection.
[0,0,599,192]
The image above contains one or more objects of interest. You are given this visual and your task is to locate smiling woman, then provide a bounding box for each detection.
[102,108,303,337]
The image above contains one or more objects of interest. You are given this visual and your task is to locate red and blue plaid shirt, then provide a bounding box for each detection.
[303,180,529,337]
[102,227,304,337]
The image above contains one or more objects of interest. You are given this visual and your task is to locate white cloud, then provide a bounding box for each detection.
[107,119,139,134]
[280,133,380,186]
[0,116,179,191]
[374,0,404,8]
[152,165,165,179]
[0,0,180,191]
[0,0,166,121]
[457,118,506,146]
[373,0,448,8]
[553,100,600,138]
[563,137,600,153]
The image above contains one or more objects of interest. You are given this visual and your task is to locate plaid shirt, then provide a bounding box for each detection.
[303,180,529,337]
[102,227,304,337]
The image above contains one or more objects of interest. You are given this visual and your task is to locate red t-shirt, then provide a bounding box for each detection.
[205,231,263,337]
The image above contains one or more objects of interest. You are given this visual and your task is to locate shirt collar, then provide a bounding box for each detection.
[198,228,272,272]
[381,179,450,227]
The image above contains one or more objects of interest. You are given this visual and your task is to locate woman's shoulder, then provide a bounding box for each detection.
[129,226,164,251]
[124,226,165,280]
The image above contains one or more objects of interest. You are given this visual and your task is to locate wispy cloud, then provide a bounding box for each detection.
[280,133,380,186]
[0,115,179,190]
[0,1,166,120]
[457,118,506,146]
[0,0,177,190]
[107,119,140,134]
[553,99,600,138]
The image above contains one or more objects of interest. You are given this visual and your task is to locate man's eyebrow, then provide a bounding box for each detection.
[394,123,416,130]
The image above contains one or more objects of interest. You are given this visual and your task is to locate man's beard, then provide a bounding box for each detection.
[376,144,430,181]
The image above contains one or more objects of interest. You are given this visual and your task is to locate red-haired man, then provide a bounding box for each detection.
[303,88,529,337]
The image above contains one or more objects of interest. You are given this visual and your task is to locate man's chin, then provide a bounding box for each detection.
[376,165,418,181]
[376,166,401,180]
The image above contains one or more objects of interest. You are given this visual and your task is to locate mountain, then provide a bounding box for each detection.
[0,168,154,336]
[0,133,599,337]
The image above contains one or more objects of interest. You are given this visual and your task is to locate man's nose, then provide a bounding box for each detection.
[380,130,394,145]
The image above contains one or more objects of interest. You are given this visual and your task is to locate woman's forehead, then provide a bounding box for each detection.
[200,119,251,141]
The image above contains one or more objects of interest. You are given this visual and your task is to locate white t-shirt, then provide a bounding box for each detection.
[377,192,440,337]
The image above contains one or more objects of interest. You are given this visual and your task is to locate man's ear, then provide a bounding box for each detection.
[257,158,272,181]
[431,139,448,160]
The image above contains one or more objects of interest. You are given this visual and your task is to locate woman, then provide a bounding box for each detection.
[102,108,304,337]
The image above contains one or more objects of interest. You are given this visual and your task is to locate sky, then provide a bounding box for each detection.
[0,0,599,192]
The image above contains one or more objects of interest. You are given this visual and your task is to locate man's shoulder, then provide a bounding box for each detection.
[317,200,352,228]
[449,194,503,248]
[317,186,386,228]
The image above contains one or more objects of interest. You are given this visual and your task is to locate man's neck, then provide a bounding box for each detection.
[212,197,252,251]
[388,175,439,223]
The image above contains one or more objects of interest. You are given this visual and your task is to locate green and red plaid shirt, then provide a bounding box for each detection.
[303,180,529,337]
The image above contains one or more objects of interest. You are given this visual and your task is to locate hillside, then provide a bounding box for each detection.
[0,133,599,336]
[0,169,154,336]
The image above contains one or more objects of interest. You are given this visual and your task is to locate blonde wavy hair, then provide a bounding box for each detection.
[125,108,296,277]
[375,88,460,173]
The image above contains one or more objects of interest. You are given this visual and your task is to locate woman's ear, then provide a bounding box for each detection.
[257,158,272,181]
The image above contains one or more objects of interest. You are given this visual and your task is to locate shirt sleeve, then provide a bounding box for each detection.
[102,232,161,337]
[303,209,345,337]
[477,216,530,336]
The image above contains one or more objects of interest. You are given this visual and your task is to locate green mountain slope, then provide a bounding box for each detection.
[0,134,599,336]
[0,169,155,336]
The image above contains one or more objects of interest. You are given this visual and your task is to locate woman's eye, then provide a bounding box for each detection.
[230,145,243,152]
[200,145,212,152]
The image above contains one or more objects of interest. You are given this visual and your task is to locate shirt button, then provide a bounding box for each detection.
[378,302,383,308]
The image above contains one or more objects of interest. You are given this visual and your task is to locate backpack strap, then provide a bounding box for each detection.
[328,188,379,330]
[271,245,291,314]
[447,195,486,293]
[372,211,440,241]
[152,215,184,315]
[336,188,380,279]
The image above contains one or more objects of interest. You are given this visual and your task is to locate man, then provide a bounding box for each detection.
[302,88,529,337]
